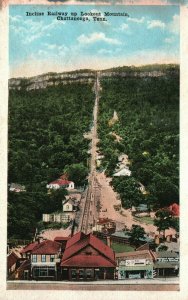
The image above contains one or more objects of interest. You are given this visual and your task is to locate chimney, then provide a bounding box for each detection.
[166,235,172,243]
[155,235,160,245]
[106,236,111,248]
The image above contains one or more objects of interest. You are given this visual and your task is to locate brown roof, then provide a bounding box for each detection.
[66,232,86,249]
[31,240,61,255]
[20,242,38,254]
[115,250,153,260]
[7,252,19,269]
[61,232,116,267]
[136,243,150,251]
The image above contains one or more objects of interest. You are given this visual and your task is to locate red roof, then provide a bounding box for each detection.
[49,179,73,186]
[32,240,61,255]
[21,242,38,254]
[66,232,86,249]
[169,203,179,216]
[7,252,19,269]
[22,240,61,255]
[61,232,116,268]
[61,255,116,268]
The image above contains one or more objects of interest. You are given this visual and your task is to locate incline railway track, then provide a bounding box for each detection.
[78,72,101,234]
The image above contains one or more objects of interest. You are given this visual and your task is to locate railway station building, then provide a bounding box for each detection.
[60,231,116,280]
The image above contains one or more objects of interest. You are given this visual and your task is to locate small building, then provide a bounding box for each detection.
[113,167,131,177]
[61,232,116,281]
[93,218,116,234]
[169,203,179,217]
[42,212,74,224]
[7,251,20,276]
[21,240,62,280]
[62,198,78,212]
[9,183,26,193]
[29,240,62,280]
[116,250,155,280]
[20,242,38,259]
[46,179,74,190]
[154,251,179,277]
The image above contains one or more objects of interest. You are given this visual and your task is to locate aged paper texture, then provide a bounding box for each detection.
[0,0,188,299]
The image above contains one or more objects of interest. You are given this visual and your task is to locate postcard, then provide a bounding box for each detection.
[0,1,188,299]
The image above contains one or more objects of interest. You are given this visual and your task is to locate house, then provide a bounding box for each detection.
[116,250,155,279]
[46,179,74,190]
[93,218,116,234]
[20,242,38,259]
[60,231,116,280]
[154,251,179,277]
[113,167,131,177]
[9,183,26,192]
[42,211,75,224]
[169,203,179,217]
[7,251,20,276]
[62,198,78,212]
[22,240,62,280]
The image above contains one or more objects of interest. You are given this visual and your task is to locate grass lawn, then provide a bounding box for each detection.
[134,216,154,225]
[111,242,135,253]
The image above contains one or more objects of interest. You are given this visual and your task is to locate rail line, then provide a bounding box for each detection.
[79,72,101,234]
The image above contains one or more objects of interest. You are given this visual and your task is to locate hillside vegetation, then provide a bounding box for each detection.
[98,65,179,210]
[8,82,94,239]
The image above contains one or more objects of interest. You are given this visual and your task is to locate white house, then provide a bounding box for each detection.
[42,212,74,224]
[113,167,131,177]
[46,179,74,190]
[9,183,26,192]
[62,198,78,212]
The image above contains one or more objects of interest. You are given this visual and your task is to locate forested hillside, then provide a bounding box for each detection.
[8,82,94,239]
[98,65,179,210]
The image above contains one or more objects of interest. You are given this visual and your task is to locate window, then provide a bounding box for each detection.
[41,255,46,262]
[32,255,37,262]
[86,269,93,279]
[79,269,84,280]
[66,205,69,210]
[50,255,55,262]
[71,269,77,280]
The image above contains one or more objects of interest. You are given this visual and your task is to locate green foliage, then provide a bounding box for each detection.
[98,65,179,209]
[112,177,143,208]
[111,242,134,253]
[129,225,146,247]
[154,209,176,236]
[158,245,168,251]
[64,163,88,186]
[8,82,94,239]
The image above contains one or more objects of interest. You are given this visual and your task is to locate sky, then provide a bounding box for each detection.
[9,5,180,77]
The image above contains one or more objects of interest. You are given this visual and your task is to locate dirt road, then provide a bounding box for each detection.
[96,172,176,236]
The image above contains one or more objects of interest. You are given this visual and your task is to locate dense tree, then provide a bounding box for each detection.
[154,209,175,237]
[129,225,146,247]
[64,163,88,186]
[98,65,179,210]
[8,81,94,239]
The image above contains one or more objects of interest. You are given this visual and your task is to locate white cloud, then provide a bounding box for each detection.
[147,20,166,29]
[77,32,121,45]
[120,23,129,31]
[128,17,145,24]
[164,37,175,44]
[10,17,63,44]
[168,14,179,35]
[98,48,121,55]
[9,15,22,22]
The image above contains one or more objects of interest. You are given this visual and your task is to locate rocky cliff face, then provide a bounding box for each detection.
[9,72,96,91]
[9,66,179,91]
